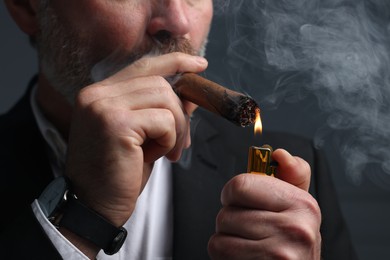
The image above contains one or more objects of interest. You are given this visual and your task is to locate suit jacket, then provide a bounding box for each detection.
[0,79,357,259]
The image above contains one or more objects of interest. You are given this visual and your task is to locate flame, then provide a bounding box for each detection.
[254,108,262,135]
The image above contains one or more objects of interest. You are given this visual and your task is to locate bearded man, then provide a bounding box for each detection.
[1,0,356,259]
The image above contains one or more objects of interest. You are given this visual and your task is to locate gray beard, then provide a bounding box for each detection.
[36,3,209,106]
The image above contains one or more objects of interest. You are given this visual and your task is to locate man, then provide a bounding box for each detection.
[1,0,356,259]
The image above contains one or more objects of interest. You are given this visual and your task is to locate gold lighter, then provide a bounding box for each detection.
[247,145,277,176]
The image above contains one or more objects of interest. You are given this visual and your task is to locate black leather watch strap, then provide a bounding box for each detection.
[58,192,127,255]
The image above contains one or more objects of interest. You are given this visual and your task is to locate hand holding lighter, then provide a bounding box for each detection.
[247,145,277,176]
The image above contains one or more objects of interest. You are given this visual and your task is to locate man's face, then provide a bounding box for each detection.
[36,0,213,104]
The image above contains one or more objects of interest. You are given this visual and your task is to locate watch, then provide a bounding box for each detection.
[38,176,127,255]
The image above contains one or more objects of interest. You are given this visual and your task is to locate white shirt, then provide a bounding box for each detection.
[30,86,173,259]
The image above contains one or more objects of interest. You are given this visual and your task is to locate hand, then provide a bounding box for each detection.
[208,149,322,260]
[65,53,208,228]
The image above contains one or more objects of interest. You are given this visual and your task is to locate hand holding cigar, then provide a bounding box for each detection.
[173,73,260,127]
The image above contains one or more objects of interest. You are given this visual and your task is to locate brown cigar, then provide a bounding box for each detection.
[173,73,260,127]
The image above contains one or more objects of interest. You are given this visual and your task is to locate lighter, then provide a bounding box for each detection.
[247,145,277,176]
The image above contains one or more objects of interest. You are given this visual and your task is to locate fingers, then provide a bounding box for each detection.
[210,202,322,259]
[208,234,274,260]
[214,205,320,241]
[66,52,206,229]
[118,108,180,162]
[211,150,321,260]
[211,173,322,260]
[77,52,208,106]
[215,206,278,240]
[272,149,311,191]
[209,231,321,260]
[221,173,309,212]
[102,52,208,84]
[74,52,205,163]
[76,77,190,162]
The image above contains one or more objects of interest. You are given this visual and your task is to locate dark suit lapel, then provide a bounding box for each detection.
[0,77,53,225]
[172,108,241,259]
[0,77,62,259]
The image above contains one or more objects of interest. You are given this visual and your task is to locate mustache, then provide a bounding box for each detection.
[91,36,196,82]
[152,33,196,55]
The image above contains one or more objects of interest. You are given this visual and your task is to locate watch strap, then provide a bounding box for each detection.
[58,192,127,255]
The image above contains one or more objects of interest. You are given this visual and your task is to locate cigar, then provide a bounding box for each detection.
[172,73,260,127]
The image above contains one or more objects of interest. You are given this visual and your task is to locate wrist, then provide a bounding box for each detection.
[58,226,100,259]
[38,176,128,255]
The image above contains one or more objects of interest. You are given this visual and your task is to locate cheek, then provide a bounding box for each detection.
[90,14,147,53]
[188,3,213,49]
[50,1,148,55]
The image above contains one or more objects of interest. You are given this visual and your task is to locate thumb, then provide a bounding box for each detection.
[272,149,311,191]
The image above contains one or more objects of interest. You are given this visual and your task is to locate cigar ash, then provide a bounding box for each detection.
[173,73,260,127]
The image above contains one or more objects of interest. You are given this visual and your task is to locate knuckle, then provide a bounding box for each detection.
[81,98,128,135]
[215,208,228,228]
[87,98,108,116]
[310,200,321,220]
[152,109,176,145]
[289,191,321,221]
[269,248,299,260]
[139,76,172,95]
[221,174,255,206]
[151,75,169,86]
[221,174,252,205]
[278,196,321,256]
[75,84,104,107]
[265,229,320,260]
[267,249,288,260]
[207,235,220,258]
[132,56,152,70]
[301,195,322,221]
[160,109,176,129]
[84,100,112,126]
[75,87,92,107]
[207,235,234,260]
[291,223,318,247]
[229,174,251,197]
[281,216,320,253]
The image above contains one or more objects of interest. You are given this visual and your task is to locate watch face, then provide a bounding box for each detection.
[38,176,68,217]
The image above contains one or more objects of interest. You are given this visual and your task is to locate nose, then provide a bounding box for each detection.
[147,0,191,38]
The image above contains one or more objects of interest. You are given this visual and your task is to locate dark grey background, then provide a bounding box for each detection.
[2,3,390,260]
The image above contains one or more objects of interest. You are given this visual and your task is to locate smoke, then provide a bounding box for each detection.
[214,0,390,186]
